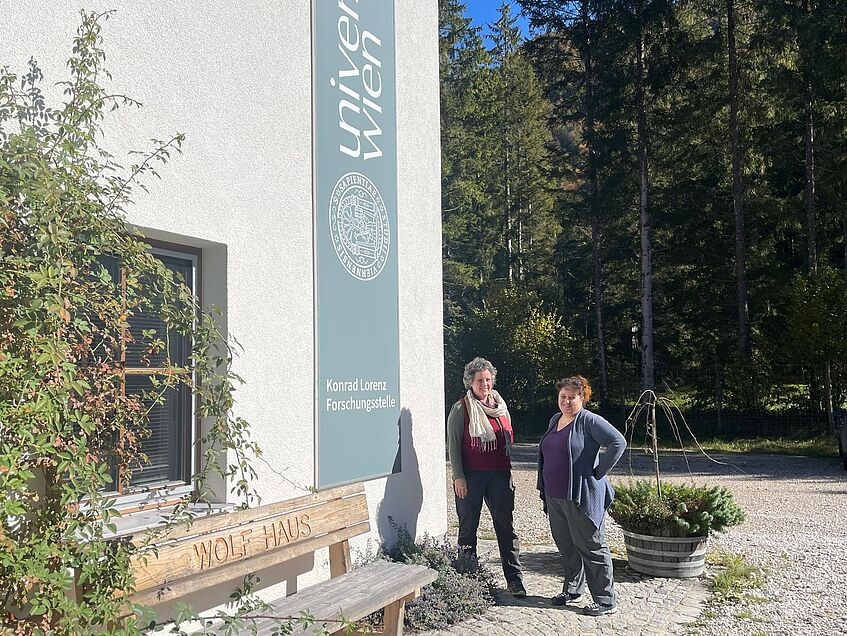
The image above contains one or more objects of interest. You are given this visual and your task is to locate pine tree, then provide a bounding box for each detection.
[520,0,617,403]
[489,2,558,289]
[727,0,752,355]
[440,0,497,308]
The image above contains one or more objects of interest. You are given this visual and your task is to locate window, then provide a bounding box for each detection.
[103,246,199,496]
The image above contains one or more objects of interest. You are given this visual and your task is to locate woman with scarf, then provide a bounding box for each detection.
[537,375,626,616]
[447,357,526,596]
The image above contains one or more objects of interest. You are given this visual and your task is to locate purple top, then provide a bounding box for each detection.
[540,423,572,499]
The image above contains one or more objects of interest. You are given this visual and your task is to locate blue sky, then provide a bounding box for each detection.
[462,0,531,40]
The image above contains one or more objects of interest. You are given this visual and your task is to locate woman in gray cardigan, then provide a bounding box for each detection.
[537,376,626,616]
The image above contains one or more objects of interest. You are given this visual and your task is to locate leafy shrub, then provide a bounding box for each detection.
[0,13,259,634]
[610,480,746,537]
[372,523,493,631]
[453,286,578,417]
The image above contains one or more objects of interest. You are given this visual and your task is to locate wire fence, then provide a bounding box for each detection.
[448,357,846,441]
[598,360,847,441]
[597,405,833,441]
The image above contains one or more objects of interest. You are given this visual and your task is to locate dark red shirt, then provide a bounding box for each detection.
[459,401,513,472]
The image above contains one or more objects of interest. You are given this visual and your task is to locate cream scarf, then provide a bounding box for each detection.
[465,389,510,452]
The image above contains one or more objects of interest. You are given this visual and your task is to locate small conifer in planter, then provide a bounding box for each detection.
[610,391,746,577]
[610,480,745,538]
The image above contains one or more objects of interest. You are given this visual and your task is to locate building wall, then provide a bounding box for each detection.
[3,0,445,609]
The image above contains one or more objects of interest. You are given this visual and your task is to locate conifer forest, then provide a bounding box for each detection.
[439,0,847,436]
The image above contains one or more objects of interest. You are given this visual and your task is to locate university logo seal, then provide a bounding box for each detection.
[328,172,390,281]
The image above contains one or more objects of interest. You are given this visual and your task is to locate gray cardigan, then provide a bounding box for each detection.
[536,408,627,528]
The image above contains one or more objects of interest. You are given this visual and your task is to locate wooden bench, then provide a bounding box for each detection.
[128,483,437,635]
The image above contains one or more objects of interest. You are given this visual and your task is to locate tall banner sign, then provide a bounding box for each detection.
[313,0,400,488]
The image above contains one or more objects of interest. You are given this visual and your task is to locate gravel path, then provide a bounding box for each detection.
[439,445,847,636]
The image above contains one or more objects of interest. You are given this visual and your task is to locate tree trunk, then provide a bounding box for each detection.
[825,360,834,432]
[591,219,609,404]
[843,211,847,279]
[715,363,723,432]
[582,1,609,405]
[802,0,818,274]
[517,146,525,282]
[727,0,751,356]
[804,92,818,274]
[636,27,655,390]
[518,215,524,281]
[506,141,514,284]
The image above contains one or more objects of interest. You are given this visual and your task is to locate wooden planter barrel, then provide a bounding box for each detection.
[622,529,707,578]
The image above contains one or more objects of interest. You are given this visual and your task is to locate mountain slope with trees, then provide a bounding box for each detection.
[440,0,847,435]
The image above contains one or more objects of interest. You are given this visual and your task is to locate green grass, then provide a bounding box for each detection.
[665,434,838,458]
[519,433,839,457]
[684,549,770,632]
[709,549,766,603]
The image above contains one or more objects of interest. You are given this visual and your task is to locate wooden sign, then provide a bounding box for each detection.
[190,510,311,570]
[130,488,368,594]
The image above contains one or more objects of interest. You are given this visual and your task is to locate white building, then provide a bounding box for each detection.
[3,0,445,616]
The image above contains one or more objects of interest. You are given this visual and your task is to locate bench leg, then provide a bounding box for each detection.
[382,599,405,636]
[337,592,416,636]
[329,539,352,578]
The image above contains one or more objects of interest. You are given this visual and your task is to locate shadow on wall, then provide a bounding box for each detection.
[377,407,423,545]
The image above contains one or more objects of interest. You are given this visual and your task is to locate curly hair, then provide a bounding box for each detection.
[556,375,592,404]
[462,357,497,389]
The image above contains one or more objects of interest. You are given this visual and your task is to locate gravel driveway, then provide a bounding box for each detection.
[445,444,847,635]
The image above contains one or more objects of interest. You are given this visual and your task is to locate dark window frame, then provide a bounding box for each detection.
[109,239,201,497]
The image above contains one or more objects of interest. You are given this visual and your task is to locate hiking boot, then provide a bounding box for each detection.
[506,579,527,597]
[551,592,581,607]
[583,602,618,616]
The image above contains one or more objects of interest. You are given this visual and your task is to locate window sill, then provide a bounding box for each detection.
[106,501,235,541]
[106,481,194,511]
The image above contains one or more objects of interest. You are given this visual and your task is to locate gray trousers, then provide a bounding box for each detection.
[456,471,523,583]
[546,496,616,606]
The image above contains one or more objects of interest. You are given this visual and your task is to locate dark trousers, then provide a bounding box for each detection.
[455,470,522,583]
[546,496,616,606]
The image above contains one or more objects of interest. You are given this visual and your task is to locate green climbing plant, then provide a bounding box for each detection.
[0,11,262,634]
